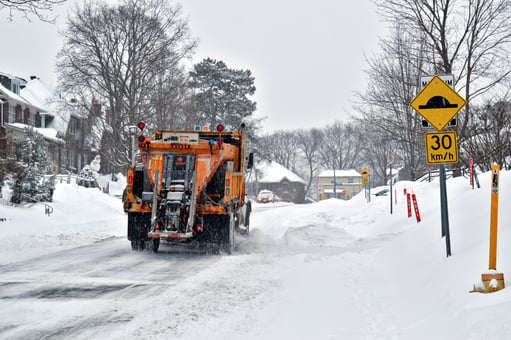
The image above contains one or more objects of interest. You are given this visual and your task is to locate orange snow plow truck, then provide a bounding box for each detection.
[123,122,253,253]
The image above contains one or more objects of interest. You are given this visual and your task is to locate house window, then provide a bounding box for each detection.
[60,150,67,167]
[8,105,15,123]
[68,150,76,169]
[69,117,77,135]
[282,182,289,193]
[348,177,354,184]
[28,112,35,126]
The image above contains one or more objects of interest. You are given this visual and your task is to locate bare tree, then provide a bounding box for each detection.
[357,124,393,186]
[151,67,194,130]
[463,96,511,171]
[375,0,511,141]
[256,130,299,172]
[317,121,363,172]
[354,28,427,180]
[0,0,66,21]
[57,0,196,170]
[295,128,322,197]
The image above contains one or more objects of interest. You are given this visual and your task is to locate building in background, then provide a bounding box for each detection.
[0,72,101,174]
[246,160,307,203]
[0,73,63,172]
[317,169,362,200]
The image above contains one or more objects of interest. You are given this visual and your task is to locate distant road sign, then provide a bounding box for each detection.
[420,74,454,88]
[410,75,466,131]
[424,131,458,164]
[360,167,369,185]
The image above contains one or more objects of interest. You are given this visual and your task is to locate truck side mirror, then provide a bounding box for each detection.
[247,152,254,169]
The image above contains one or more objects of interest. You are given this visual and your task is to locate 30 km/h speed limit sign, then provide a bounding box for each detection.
[424,131,458,164]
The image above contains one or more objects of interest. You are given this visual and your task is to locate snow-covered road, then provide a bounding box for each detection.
[0,213,396,340]
[0,195,399,340]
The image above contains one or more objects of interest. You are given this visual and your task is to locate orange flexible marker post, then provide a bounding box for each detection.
[474,164,505,293]
[412,193,421,223]
[407,193,412,218]
[489,164,500,270]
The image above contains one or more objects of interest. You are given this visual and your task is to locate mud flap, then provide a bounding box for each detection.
[235,201,251,235]
[225,206,235,254]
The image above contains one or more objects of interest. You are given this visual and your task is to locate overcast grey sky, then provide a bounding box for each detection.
[1,0,386,132]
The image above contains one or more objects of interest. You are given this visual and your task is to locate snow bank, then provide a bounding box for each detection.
[0,182,126,265]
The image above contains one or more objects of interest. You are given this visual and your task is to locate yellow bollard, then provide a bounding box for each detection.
[489,164,500,270]
[474,164,505,293]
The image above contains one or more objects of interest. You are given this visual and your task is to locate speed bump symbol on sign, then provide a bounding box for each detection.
[424,131,458,164]
[410,75,466,131]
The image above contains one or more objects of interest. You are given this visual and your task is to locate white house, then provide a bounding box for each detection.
[317,169,363,200]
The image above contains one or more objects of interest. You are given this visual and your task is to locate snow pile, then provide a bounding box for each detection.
[0,181,126,265]
[244,171,511,339]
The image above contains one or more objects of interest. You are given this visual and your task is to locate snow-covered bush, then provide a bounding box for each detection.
[7,127,56,203]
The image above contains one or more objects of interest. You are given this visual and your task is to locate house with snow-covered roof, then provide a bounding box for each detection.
[0,73,63,172]
[317,169,363,200]
[20,76,100,173]
[247,160,306,203]
[1,72,101,174]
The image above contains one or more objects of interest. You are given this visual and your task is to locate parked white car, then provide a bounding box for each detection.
[257,190,275,203]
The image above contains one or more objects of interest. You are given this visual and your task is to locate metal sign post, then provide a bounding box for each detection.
[439,165,451,256]
[389,155,393,214]
[410,74,466,258]
[360,167,370,203]
[368,175,371,203]
[469,157,474,189]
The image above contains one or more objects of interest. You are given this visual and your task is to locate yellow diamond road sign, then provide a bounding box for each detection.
[410,75,466,131]
[360,167,369,185]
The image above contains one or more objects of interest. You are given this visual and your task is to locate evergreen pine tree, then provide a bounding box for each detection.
[9,128,55,203]
[189,58,259,133]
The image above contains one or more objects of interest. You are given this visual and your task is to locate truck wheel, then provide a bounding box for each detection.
[131,240,140,250]
[152,238,160,253]
[245,201,251,232]
[128,213,140,251]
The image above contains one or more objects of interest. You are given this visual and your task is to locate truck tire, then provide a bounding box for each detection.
[131,240,141,250]
[152,238,160,253]
[128,212,151,251]
[245,201,251,229]
[127,212,138,241]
